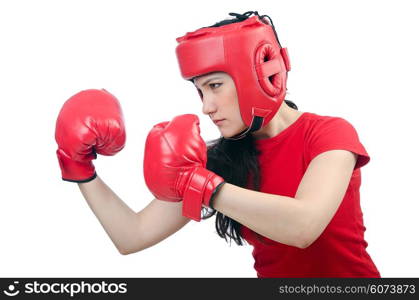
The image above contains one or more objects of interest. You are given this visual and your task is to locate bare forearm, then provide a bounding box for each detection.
[77,175,140,254]
[211,183,309,248]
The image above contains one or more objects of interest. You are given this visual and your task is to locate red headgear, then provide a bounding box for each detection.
[175,13,291,138]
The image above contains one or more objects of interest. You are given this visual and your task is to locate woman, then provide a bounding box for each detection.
[55,11,380,278]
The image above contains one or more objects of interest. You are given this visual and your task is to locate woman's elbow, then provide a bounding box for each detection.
[295,225,322,249]
[118,245,145,255]
[288,235,313,249]
[117,246,132,255]
[119,248,132,255]
[270,229,314,249]
[296,238,314,249]
[281,218,317,249]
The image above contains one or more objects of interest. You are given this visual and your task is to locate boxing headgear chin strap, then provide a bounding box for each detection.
[176,11,291,140]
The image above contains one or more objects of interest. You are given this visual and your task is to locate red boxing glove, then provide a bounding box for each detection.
[55,89,126,182]
[143,114,225,221]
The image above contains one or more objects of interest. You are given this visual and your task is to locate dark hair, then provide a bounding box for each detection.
[198,12,298,246]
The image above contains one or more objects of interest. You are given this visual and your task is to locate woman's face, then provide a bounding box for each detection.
[193,72,247,138]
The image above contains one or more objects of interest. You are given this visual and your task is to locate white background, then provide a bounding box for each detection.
[0,0,418,277]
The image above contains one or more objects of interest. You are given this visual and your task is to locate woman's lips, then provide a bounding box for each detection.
[213,119,225,126]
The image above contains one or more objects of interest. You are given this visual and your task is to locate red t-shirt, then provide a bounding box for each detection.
[241,112,380,278]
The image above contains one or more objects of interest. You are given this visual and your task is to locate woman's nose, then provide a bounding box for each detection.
[201,94,217,116]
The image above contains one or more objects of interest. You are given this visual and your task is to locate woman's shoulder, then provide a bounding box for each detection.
[301,111,369,169]
[303,111,348,122]
[298,112,363,145]
[301,111,356,130]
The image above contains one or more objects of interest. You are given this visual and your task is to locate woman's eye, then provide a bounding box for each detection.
[209,83,222,89]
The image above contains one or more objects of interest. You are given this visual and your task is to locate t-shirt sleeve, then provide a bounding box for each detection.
[305,117,370,170]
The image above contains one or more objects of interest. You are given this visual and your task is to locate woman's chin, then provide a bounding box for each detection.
[220,126,247,139]
[218,128,231,138]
